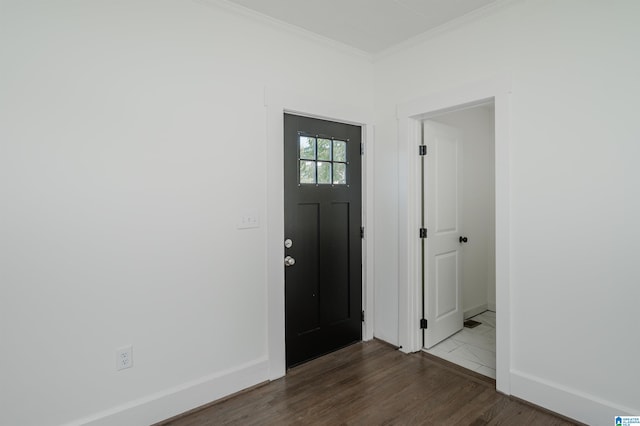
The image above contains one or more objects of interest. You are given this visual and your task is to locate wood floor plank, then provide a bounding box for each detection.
[157,340,581,426]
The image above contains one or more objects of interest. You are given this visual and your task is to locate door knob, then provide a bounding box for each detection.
[459,236,468,243]
[284,256,296,267]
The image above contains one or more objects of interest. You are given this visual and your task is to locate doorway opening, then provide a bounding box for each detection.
[265,87,375,381]
[420,103,496,379]
[283,113,363,368]
[396,77,511,394]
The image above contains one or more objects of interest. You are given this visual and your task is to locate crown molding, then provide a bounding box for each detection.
[193,0,373,61]
[373,0,522,61]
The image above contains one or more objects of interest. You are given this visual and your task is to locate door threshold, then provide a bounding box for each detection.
[420,351,496,387]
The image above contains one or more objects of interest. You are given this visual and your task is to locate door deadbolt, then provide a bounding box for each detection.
[284,238,293,249]
[284,256,296,267]
[459,236,468,243]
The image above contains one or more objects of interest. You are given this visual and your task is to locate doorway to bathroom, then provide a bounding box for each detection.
[420,103,496,379]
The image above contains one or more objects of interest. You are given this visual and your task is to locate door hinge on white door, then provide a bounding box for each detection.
[360,226,365,239]
[419,145,427,156]
[420,318,428,329]
[419,228,427,239]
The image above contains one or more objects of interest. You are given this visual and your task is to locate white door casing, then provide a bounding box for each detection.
[265,87,375,380]
[396,76,511,395]
[423,120,464,349]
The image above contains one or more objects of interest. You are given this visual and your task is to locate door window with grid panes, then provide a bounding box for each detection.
[298,134,348,185]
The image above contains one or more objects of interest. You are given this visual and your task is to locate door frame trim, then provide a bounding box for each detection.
[396,77,512,394]
[265,87,374,380]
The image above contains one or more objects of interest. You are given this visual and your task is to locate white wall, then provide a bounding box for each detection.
[3,0,640,424]
[374,0,640,423]
[0,1,372,425]
[432,106,495,316]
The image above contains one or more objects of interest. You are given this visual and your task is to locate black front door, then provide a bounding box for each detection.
[284,114,362,368]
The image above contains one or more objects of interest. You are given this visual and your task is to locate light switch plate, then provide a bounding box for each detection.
[237,211,259,229]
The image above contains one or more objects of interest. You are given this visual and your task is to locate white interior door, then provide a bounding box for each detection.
[423,120,464,349]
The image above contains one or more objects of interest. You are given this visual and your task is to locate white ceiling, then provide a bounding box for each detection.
[223,0,499,54]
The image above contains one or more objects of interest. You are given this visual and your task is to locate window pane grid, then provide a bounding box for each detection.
[298,135,348,185]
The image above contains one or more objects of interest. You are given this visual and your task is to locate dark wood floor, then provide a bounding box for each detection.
[157,340,579,426]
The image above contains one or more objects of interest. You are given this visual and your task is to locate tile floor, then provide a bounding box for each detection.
[423,310,496,379]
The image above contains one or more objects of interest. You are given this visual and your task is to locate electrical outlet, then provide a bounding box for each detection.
[116,345,133,371]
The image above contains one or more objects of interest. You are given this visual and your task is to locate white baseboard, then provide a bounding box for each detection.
[511,370,638,425]
[464,303,488,319]
[65,358,269,426]
[487,302,496,312]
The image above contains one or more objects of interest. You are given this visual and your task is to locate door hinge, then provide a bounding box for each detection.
[361,142,364,155]
[419,228,427,239]
[419,145,427,156]
[360,226,365,239]
[361,310,365,322]
[420,318,428,329]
